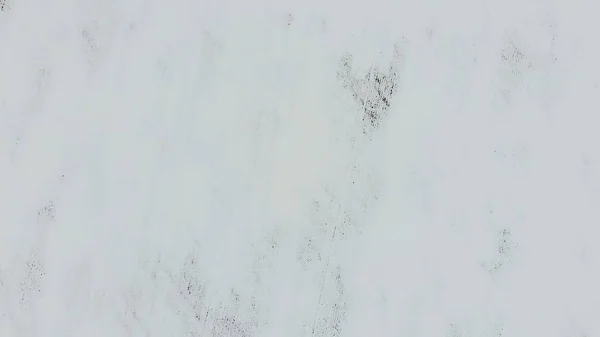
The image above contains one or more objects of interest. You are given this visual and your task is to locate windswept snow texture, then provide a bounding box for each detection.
[1,0,600,336]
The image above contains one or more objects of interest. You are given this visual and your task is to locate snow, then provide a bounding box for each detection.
[1,0,599,336]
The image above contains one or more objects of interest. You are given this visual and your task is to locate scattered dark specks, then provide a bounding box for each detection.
[492,144,530,172]
[312,265,348,337]
[19,255,45,310]
[494,35,535,110]
[37,201,55,221]
[227,288,242,314]
[0,0,9,11]
[252,227,281,285]
[331,267,347,335]
[448,323,462,337]
[501,40,526,68]
[485,228,519,274]
[173,252,211,335]
[122,287,142,322]
[338,43,405,136]
[333,266,344,296]
[179,252,206,303]
[297,237,323,270]
[81,29,96,50]
[287,13,293,27]
[37,68,49,89]
[497,228,518,254]
[268,234,279,250]
[247,295,260,323]
[230,288,240,302]
[211,316,256,337]
[501,38,533,77]
[335,213,354,240]
[81,25,100,65]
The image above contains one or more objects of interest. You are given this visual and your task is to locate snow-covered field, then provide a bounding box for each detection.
[1,0,599,336]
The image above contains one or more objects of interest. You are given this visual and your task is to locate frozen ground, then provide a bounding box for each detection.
[1,0,599,336]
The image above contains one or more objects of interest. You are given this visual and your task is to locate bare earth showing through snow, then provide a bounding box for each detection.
[1,0,600,336]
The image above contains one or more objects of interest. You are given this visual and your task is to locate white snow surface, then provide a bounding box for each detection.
[1,0,600,336]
